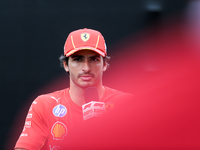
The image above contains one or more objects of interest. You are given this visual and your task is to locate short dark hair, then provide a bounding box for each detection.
[59,54,110,68]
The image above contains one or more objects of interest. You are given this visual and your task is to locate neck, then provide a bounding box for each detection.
[69,83,105,107]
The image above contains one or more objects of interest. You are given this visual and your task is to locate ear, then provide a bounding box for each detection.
[63,61,69,72]
[103,62,107,72]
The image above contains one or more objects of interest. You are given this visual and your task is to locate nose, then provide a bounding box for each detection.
[82,60,91,72]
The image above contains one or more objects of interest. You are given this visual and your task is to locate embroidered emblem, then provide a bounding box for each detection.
[81,33,90,42]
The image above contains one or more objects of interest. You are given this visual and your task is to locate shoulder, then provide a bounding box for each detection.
[35,88,69,104]
[29,88,69,112]
[103,86,134,102]
[104,86,133,97]
[28,88,69,116]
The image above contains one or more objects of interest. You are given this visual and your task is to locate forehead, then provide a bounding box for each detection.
[70,49,101,57]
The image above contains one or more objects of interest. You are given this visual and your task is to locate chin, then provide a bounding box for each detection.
[79,83,95,89]
[80,82,99,89]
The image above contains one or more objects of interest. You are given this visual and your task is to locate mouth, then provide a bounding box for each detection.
[80,75,93,81]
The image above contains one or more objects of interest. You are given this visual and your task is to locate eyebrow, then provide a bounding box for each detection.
[71,55,83,58]
[90,55,101,58]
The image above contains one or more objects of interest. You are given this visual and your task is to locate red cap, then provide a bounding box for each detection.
[64,28,107,57]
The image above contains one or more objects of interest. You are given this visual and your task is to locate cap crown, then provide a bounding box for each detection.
[64,28,107,57]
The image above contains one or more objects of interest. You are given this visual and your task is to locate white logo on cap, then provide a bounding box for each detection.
[81,33,90,42]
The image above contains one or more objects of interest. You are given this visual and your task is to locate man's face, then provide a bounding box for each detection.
[64,50,107,89]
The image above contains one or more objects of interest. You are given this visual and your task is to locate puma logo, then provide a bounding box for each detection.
[51,96,60,103]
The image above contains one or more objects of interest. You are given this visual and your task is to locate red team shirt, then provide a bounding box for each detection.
[15,86,132,150]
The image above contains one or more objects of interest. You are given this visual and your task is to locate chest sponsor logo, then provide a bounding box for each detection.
[49,145,60,150]
[105,103,115,111]
[51,121,68,140]
[53,105,67,117]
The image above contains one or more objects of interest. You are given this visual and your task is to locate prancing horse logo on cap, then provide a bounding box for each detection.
[81,33,90,42]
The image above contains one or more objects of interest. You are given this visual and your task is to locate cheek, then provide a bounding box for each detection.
[68,64,79,76]
[93,64,104,74]
[70,61,79,68]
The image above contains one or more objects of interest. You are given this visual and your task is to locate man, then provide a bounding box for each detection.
[15,28,132,150]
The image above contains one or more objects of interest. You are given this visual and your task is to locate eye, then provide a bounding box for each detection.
[91,57,100,62]
[73,57,83,62]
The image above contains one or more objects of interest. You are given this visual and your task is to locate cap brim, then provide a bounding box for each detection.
[65,47,106,57]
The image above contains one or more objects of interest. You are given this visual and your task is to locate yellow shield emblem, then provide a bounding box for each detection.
[81,33,90,42]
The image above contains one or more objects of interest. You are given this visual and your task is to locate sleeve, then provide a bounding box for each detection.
[14,96,49,150]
